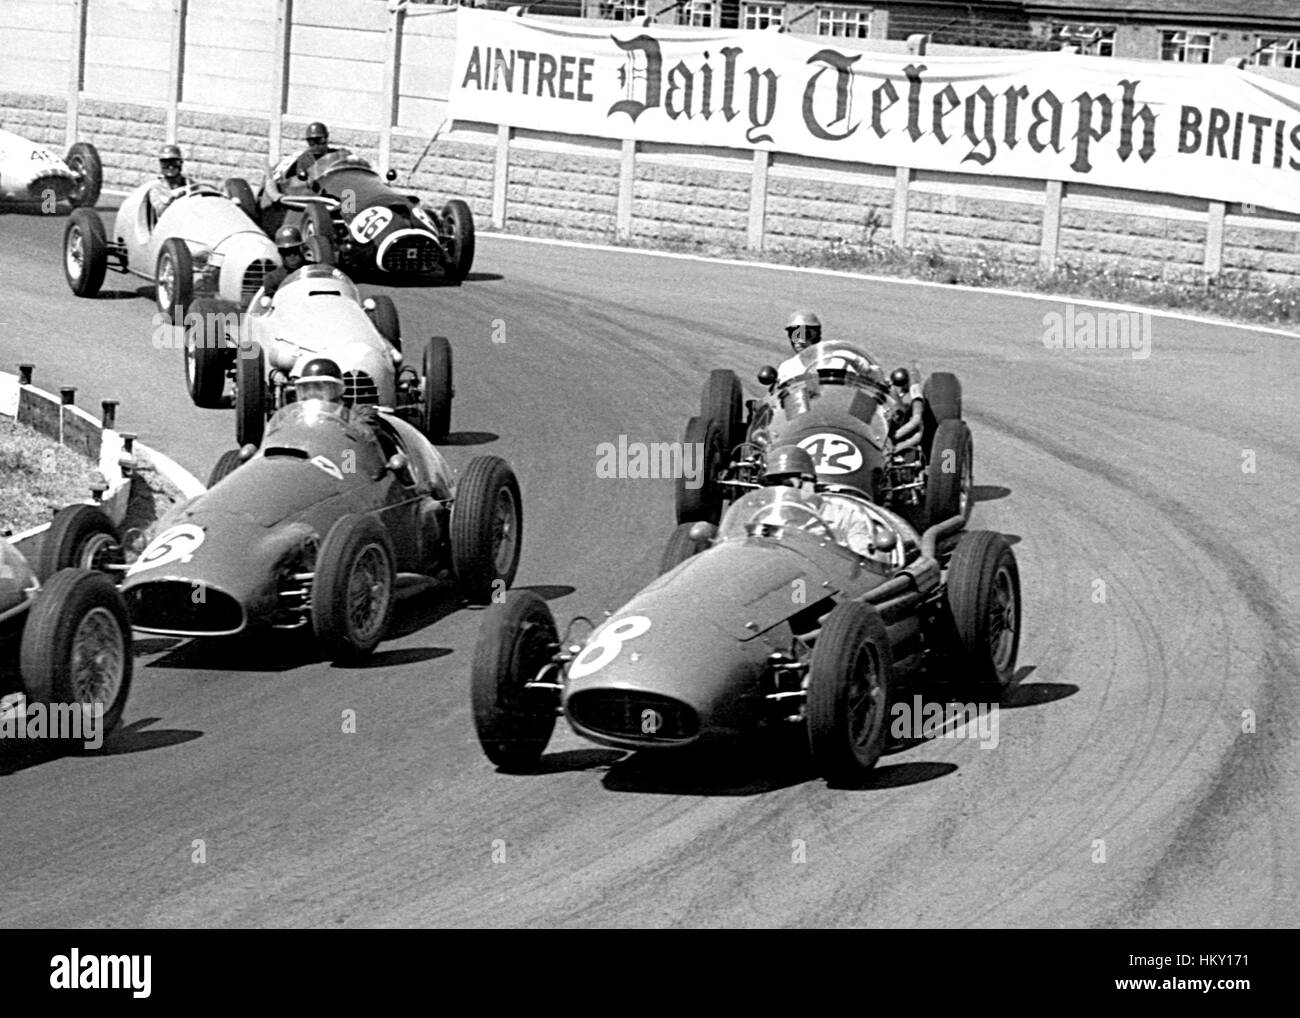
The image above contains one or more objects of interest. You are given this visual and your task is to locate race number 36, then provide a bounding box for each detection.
[350,206,393,243]
[797,434,863,474]
[568,615,652,679]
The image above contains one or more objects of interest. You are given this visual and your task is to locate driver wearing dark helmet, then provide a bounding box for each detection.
[147,144,189,222]
[887,367,925,453]
[281,122,339,182]
[761,445,877,557]
[254,224,310,302]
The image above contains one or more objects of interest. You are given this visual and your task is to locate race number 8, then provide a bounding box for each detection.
[568,615,652,679]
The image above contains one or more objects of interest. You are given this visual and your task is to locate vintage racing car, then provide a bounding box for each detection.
[182,264,453,447]
[0,523,132,748]
[246,148,474,281]
[62,178,282,319]
[62,400,523,663]
[0,128,101,209]
[678,357,971,533]
[472,483,1020,784]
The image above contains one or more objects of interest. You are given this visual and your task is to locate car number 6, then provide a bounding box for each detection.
[568,615,652,679]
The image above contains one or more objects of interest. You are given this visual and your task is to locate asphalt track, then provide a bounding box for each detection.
[1,201,1297,928]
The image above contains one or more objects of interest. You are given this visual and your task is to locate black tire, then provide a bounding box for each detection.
[471,590,558,770]
[923,419,973,529]
[207,449,244,488]
[944,531,1021,692]
[422,336,453,443]
[37,505,120,583]
[451,455,522,603]
[222,177,258,221]
[701,369,743,458]
[20,569,132,743]
[310,514,396,662]
[65,141,103,209]
[235,342,266,448]
[367,295,401,352]
[675,415,727,525]
[659,522,708,574]
[923,371,962,421]
[184,296,237,408]
[442,199,475,282]
[300,203,336,265]
[806,600,894,784]
[155,236,193,321]
[63,208,107,297]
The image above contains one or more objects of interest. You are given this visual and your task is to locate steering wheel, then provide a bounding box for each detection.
[170,182,221,200]
[748,502,834,539]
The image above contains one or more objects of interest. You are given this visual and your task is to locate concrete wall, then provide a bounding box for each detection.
[2,1,1298,292]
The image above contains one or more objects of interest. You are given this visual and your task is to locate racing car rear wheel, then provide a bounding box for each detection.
[37,505,122,583]
[300,204,336,266]
[442,199,475,283]
[65,141,103,209]
[63,208,108,297]
[451,455,522,603]
[20,569,132,746]
[207,449,244,488]
[367,295,401,352]
[235,342,266,448]
[660,522,709,574]
[422,336,453,442]
[221,177,258,220]
[675,415,727,525]
[471,590,559,770]
[922,419,973,529]
[807,600,894,784]
[944,530,1021,693]
[311,514,397,662]
[702,369,744,458]
[923,372,962,421]
[155,237,193,322]
[184,297,237,408]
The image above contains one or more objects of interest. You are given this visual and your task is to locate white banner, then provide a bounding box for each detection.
[449,10,1300,215]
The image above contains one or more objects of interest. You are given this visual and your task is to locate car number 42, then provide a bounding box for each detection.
[568,615,652,679]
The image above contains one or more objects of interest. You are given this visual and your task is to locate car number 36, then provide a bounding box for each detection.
[567,615,652,679]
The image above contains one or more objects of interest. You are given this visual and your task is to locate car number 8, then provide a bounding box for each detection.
[568,615,652,679]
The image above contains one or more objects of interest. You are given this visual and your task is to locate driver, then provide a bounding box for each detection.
[294,356,347,406]
[776,309,887,387]
[147,144,189,221]
[280,122,339,182]
[887,367,925,452]
[256,225,309,300]
[762,445,877,557]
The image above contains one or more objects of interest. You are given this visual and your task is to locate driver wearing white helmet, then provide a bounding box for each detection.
[776,310,886,387]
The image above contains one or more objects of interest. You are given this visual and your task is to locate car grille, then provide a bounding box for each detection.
[567,689,699,743]
[27,174,73,201]
[125,581,244,635]
[380,234,440,274]
[242,259,275,303]
[343,370,379,405]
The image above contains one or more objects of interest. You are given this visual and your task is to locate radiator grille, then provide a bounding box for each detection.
[567,689,699,743]
[343,370,379,406]
[125,581,244,635]
[242,259,275,302]
[380,234,440,274]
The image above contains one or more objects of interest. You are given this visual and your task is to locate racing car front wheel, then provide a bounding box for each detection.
[922,419,973,529]
[806,600,894,785]
[235,342,266,448]
[65,141,103,209]
[442,199,475,282]
[311,514,397,662]
[471,589,559,770]
[422,336,453,442]
[367,295,401,352]
[451,456,522,603]
[675,415,727,525]
[155,237,193,322]
[20,568,133,746]
[184,297,237,408]
[221,177,258,220]
[63,208,108,298]
[944,530,1021,693]
[300,204,336,266]
[701,369,744,458]
[207,449,244,488]
[37,505,122,583]
[659,522,709,575]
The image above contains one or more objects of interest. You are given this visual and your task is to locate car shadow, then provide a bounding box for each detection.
[0,716,201,775]
[972,485,1011,503]
[438,431,499,447]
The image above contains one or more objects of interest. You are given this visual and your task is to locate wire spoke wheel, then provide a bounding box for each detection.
[345,543,392,643]
[69,606,125,708]
[988,564,1018,674]
[492,487,520,577]
[65,225,85,281]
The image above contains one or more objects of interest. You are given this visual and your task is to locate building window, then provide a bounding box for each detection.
[1160,30,1213,63]
[742,3,783,30]
[604,0,647,20]
[1055,23,1115,57]
[685,0,716,26]
[817,6,871,39]
[1253,37,1300,68]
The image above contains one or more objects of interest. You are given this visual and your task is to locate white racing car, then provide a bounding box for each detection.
[62,179,281,319]
[0,128,101,209]
[182,264,453,448]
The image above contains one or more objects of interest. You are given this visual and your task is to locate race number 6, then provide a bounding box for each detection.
[568,615,652,679]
